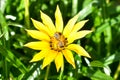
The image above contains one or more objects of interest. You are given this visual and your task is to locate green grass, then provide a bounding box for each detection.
[0,0,120,80]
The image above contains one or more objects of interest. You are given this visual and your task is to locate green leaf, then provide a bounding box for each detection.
[91,70,113,80]
[0,45,28,73]
[103,52,120,66]
[0,0,8,13]
[77,1,98,21]
[22,63,41,79]
[90,60,104,67]
[96,15,120,33]
[90,52,120,67]
[0,11,9,40]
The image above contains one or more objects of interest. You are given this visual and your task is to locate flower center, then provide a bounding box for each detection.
[50,32,68,52]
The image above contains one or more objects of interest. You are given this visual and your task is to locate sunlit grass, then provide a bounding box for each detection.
[0,0,120,80]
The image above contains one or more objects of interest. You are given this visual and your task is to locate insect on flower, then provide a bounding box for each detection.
[24,5,92,72]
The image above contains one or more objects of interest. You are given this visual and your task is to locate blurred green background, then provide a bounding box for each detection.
[0,0,120,80]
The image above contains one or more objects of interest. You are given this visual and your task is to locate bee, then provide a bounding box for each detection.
[58,41,64,48]
[54,32,61,40]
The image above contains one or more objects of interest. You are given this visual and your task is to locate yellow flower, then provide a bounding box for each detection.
[24,5,92,72]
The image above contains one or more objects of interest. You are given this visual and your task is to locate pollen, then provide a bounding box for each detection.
[50,32,68,51]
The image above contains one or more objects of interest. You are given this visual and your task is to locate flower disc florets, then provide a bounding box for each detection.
[50,32,68,52]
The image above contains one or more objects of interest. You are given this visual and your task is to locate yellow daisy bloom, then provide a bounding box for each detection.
[24,5,92,72]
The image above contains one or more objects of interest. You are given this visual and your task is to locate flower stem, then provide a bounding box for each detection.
[44,64,50,80]
[59,65,64,80]
[24,0,30,28]
[114,62,120,80]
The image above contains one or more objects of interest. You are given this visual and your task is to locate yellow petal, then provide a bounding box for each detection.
[67,44,91,58]
[62,49,75,68]
[42,50,57,69]
[30,50,48,62]
[26,30,50,41]
[55,52,63,72]
[67,30,92,44]
[31,18,52,36]
[55,5,63,32]
[40,11,56,35]
[71,20,88,33]
[63,13,80,37]
[24,41,50,50]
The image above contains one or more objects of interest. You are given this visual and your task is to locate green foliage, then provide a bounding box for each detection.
[0,0,120,80]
